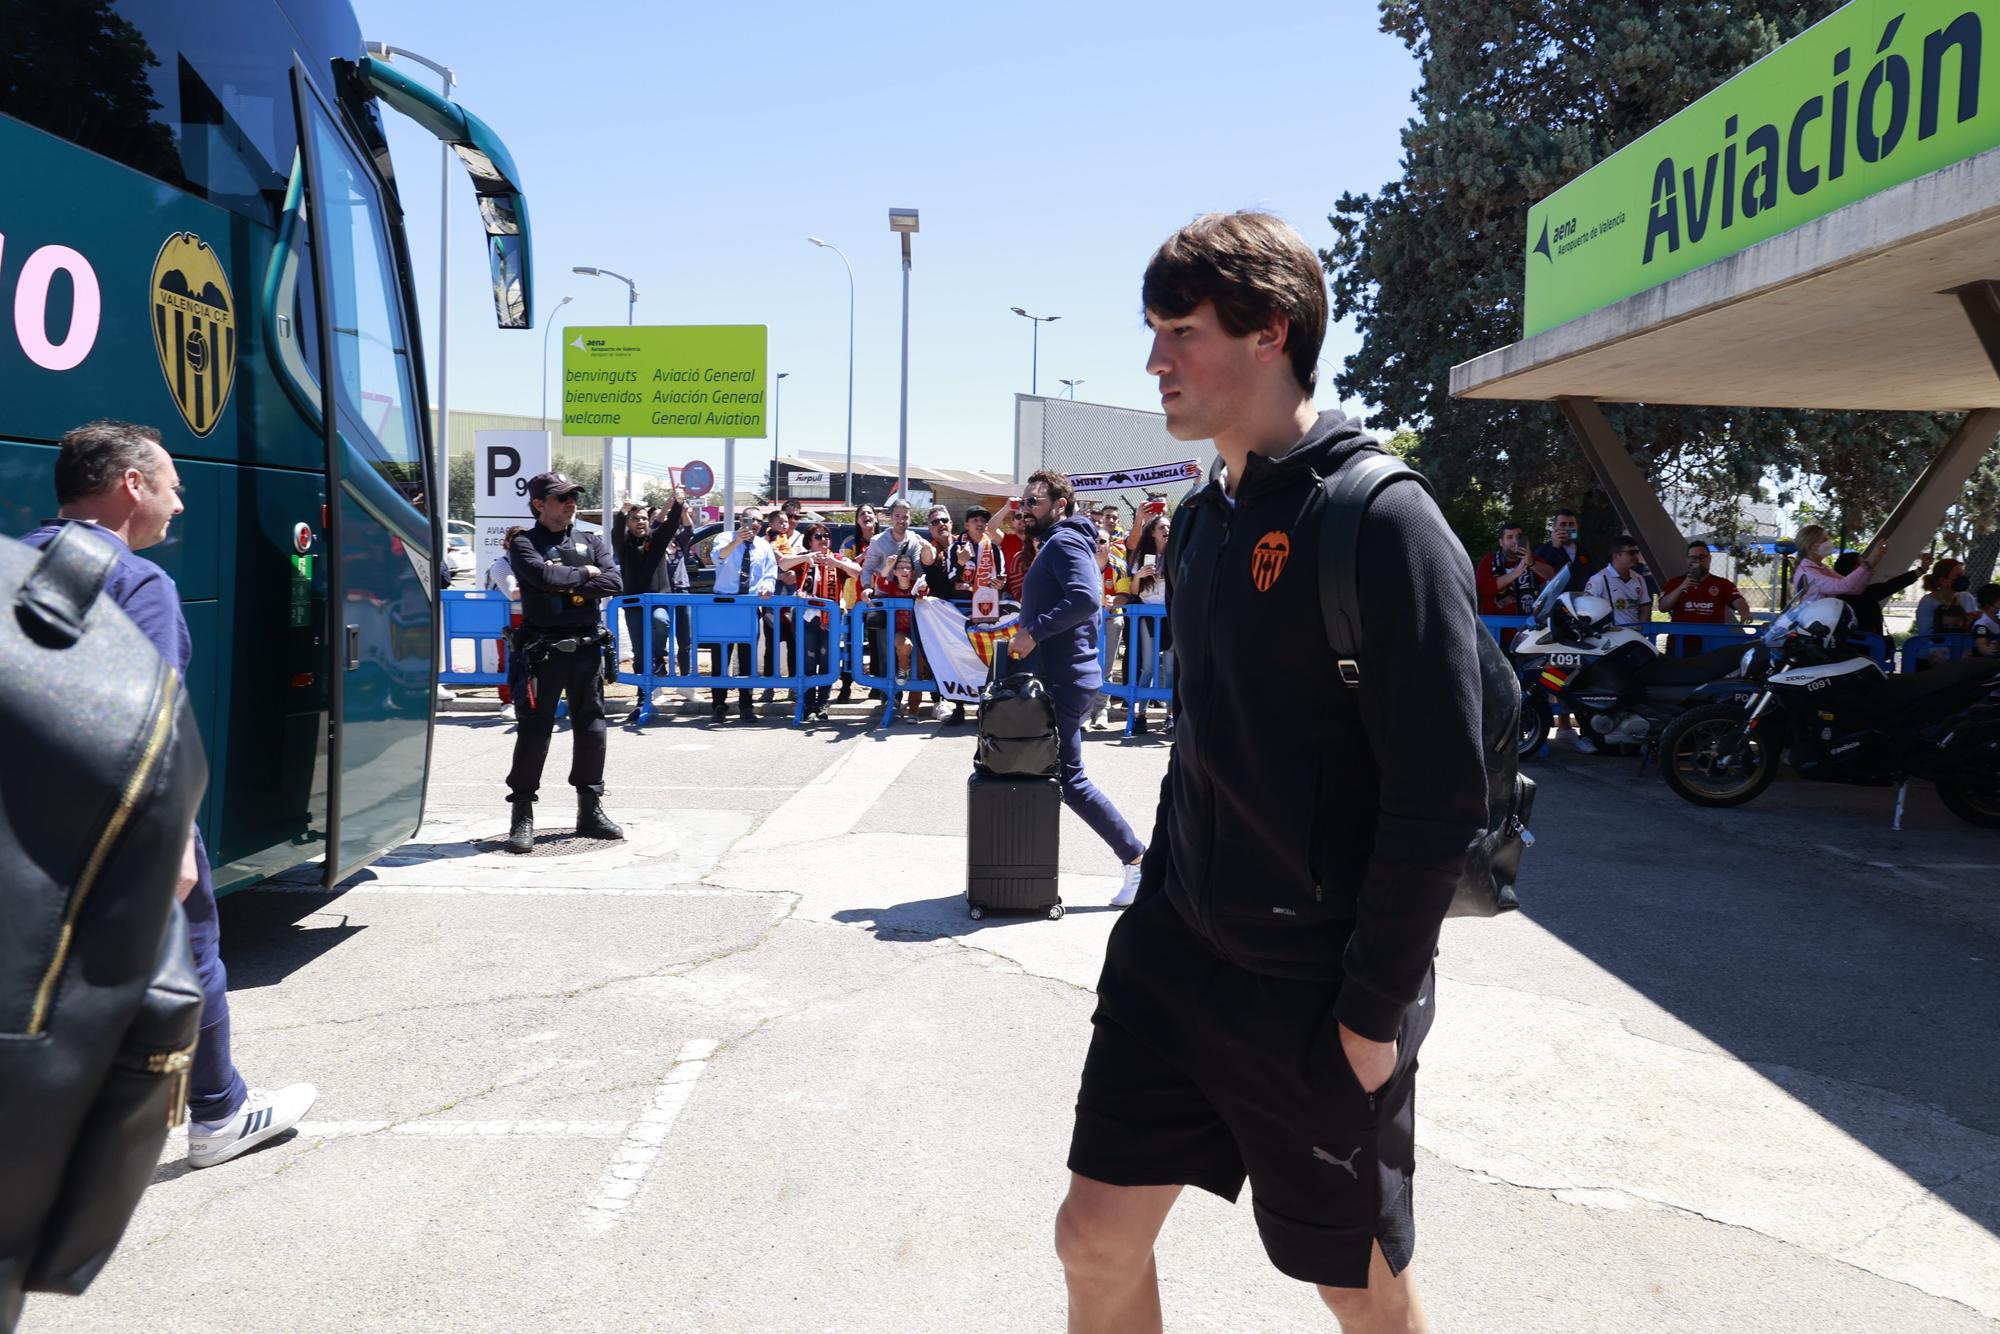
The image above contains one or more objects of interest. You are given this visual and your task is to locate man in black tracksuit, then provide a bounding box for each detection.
[1055,213,1487,1333]
[503,471,626,853]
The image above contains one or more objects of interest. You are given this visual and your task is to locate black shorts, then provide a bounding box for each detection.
[1067,892,1434,1289]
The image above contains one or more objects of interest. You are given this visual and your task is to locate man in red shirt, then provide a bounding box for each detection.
[1659,539,1749,655]
[1474,521,1537,616]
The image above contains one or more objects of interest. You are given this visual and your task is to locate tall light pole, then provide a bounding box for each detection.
[1059,378,1084,400]
[573,265,637,513]
[1010,307,1059,396]
[889,209,919,503]
[806,237,856,505]
[540,294,573,426]
[771,371,789,502]
[364,42,455,520]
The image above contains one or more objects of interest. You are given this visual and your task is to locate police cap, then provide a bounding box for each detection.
[528,471,583,501]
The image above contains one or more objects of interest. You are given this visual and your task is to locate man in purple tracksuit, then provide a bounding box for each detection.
[1007,468,1145,906]
[24,421,315,1169]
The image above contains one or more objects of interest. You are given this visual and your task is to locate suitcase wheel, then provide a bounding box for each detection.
[1047,904,1064,921]
[968,905,985,921]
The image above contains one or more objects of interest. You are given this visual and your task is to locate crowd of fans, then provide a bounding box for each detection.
[479,491,1179,728]
[1471,511,1998,662]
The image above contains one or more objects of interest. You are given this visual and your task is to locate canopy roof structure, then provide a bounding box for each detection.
[1450,0,2000,578]
[1451,146,2000,412]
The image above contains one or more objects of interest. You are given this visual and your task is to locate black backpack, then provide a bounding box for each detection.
[975,654,1059,779]
[1,527,209,1329]
[1169,452,1532,917]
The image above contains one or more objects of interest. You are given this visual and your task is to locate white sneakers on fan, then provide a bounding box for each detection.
[1111,859,1143,908]
[186,1083,318,1168]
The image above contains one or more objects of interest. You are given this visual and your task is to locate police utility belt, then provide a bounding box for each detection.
[513,624,617,684]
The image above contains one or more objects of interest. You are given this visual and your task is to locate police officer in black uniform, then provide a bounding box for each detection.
[504,471,625,853]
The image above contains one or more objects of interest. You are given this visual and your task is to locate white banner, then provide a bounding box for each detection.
[1066,459,1202,493]
[913,599,1021,704]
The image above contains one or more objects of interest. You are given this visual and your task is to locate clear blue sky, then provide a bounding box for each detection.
[357,0,1420,475]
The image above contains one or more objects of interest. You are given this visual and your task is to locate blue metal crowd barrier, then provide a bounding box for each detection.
[611,593,844,726]
[843,598,942,726]
[1899,633,1978,673]
[439,589,511,686]
[1101,604,1172,736]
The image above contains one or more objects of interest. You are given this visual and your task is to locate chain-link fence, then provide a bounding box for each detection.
[1013,395,1214,521]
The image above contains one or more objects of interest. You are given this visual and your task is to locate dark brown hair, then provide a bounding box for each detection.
[56,420,163,504]
[1025,468,1075,518]
[1142,211,1328,393]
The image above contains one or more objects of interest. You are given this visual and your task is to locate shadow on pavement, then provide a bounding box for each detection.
[216,887,366,990]
[1520,751,2000,1239]
[833,893,1119,940]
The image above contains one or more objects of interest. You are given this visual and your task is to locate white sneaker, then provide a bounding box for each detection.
[932,699,953,721]
[186,1083,318,1168]
[1111,859,1143,908]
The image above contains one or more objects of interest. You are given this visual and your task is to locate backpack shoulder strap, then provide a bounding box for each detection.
[1318,452,1435,689]
[18,523,118,647]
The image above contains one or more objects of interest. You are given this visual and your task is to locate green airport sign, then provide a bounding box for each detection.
[1525,0,1996,336]
[561,324,768,437]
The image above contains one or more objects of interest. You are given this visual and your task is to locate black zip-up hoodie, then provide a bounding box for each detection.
[1140,410,1488,1043]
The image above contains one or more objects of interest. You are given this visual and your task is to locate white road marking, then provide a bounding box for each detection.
[257,883,763,898]
[431,782,765,791]
[1815,843,2000,871]
[732,732,925,852]
[166,1120,632,1142]
[578,1037,719,1233]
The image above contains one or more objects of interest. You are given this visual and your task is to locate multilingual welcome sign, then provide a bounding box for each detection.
[1525,0,1997,336]
[561,324,768,438]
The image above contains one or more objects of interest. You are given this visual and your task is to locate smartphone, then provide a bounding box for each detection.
[1141,554,1158,569]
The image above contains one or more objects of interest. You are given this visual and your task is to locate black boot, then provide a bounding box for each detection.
[577,791,625,840]
[505,801,535,855]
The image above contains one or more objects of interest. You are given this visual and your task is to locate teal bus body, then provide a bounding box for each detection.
[0,2,530,891]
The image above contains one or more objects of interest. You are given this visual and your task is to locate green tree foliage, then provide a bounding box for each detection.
[1326,1,1957,555]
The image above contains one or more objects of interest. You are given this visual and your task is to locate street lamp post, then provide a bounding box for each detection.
[363,43,455,520]
[573,266,637,513]
[1059,378,1084,399]
[771,371,789,502]
[806,237,856,505]
[540,294,573,425]
[1010,307,1059,396]
[889,209,919,503]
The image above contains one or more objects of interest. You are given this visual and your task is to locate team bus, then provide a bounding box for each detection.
[0,2,534,890]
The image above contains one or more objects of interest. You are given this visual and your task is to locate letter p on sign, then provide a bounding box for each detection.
[487,445,520,500]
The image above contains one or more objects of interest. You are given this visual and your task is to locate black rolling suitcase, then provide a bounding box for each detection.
[966,773,1062,920]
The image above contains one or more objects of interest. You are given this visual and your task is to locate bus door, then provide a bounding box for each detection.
[292,67,437,883]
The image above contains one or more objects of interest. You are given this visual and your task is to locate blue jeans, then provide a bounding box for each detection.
[184,827,247,1125]
[1050,681,1144,863]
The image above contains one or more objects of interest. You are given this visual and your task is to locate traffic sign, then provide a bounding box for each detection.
[681,459,715,495]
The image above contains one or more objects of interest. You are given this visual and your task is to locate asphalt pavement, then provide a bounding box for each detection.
[25,687,2000,1332]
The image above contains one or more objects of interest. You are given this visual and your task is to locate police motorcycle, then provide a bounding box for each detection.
[1656,597,2000,826]
[1509,564,1757,758]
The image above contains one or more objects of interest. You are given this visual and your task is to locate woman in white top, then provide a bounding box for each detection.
[1790,523,1878,602]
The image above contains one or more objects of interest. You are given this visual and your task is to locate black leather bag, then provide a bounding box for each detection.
[975,654,1059,779]
[0,527,209,1330]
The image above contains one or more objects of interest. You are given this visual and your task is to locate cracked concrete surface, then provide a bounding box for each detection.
[25,712,2000,1331]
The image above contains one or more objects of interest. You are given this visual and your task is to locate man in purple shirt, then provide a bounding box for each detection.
[24,421,315,1169]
